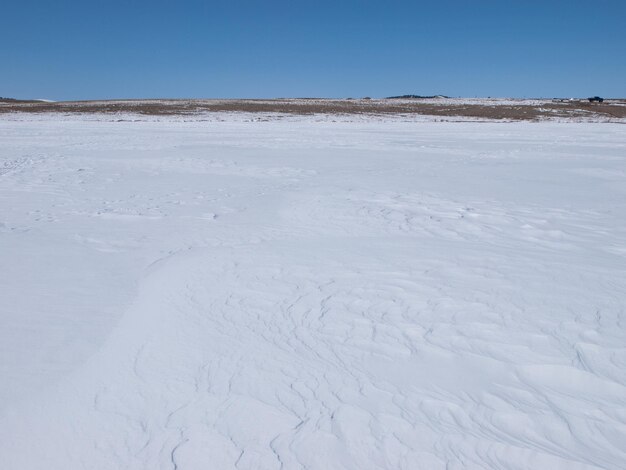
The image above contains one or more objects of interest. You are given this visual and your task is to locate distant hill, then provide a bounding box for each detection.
[0,97,46,103]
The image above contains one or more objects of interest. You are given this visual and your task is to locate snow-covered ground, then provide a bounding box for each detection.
[1,115,625,470]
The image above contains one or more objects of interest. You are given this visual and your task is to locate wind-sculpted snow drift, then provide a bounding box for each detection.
[1,116,625,469]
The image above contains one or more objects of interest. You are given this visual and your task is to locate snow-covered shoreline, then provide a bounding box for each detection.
[1,116,625,469]
[2,110,625,124]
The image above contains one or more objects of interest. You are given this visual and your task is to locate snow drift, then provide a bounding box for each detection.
[1,115,625,469]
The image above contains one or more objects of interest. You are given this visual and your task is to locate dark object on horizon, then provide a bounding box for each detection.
[387,95,450,99]
[588,96,604,103]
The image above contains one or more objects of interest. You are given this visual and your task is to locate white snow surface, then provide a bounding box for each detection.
[1,115,625,470]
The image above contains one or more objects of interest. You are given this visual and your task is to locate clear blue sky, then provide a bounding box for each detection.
[2,0,625,100]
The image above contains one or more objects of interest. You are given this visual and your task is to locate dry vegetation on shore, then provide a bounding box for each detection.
[2,97,625,121]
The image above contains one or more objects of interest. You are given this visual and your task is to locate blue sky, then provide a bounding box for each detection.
[2,0,625,100]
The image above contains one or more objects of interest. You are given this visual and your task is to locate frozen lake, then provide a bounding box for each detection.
[1,115,625,469]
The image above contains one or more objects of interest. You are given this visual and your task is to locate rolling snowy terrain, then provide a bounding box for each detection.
[1,114,625,469]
